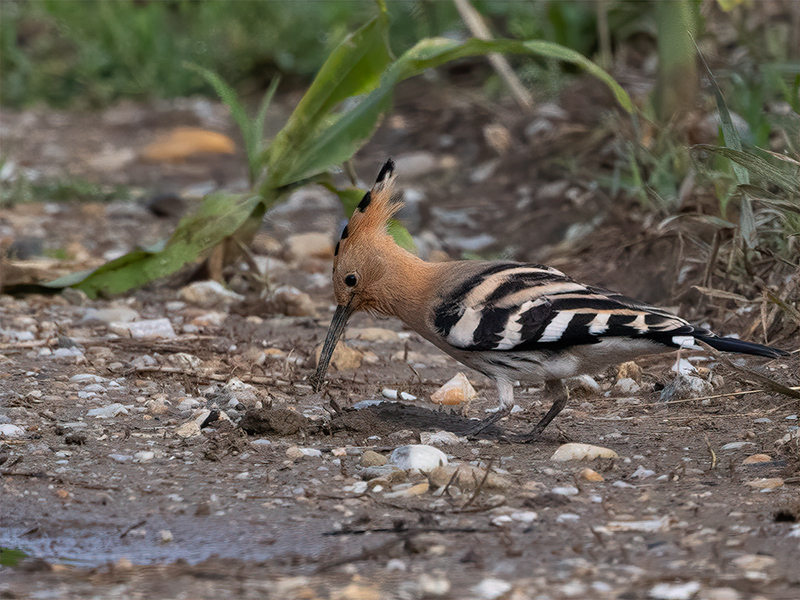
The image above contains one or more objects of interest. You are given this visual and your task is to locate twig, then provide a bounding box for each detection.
[324,526,489,536]
[636,387,800,408]
[703,434,717,469]
[461,458,494,510]
[452,0,534,112]
[127,366,301,388]
[313,538,402,573]
[119,519,147,539]
[698,341,800,400]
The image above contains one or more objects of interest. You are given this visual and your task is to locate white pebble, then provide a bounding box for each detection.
[551,486,579,496]
[551,443,618,462]
[390,445,448,472]
[649,581,701,600]
[87,403,130,418]
[630,465,656,479]
[0,424,25,438]
[556,513,581,523]
[473,578,512,600]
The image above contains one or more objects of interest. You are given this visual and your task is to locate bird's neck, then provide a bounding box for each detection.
[376,241,445,328]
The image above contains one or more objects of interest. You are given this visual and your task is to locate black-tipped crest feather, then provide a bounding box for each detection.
[375,158,395,183]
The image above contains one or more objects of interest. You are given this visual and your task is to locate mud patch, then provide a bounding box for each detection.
[239,407,315,436]
[329,402,503,438]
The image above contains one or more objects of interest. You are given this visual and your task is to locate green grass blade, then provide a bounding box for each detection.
[263,8,392,185]
[249,75,280,182]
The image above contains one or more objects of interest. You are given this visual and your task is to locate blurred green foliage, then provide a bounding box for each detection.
[0,0,662,108]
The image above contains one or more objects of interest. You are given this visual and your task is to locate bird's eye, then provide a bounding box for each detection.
[344,273,358,287]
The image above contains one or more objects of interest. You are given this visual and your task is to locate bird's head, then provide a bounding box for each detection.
[311,158,404,390]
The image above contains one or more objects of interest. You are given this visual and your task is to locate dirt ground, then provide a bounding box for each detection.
[1,81,799,599]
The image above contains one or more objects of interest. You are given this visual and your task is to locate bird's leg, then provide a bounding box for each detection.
[507,379,569,443]
[461,379,514,438]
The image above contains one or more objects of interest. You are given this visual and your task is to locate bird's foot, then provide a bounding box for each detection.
[501,430,543,443]
[461,408,511,439]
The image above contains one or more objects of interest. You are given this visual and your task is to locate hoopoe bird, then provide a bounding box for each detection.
[311,159,789,441]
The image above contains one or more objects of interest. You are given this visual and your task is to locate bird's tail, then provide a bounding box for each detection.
[694,334,789,359]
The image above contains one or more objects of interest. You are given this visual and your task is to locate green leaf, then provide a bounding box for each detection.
[387,219,416,253]
[46,192,263,298]
[274,36,634,189]
[263,8,392,187]
[0,547,27,567]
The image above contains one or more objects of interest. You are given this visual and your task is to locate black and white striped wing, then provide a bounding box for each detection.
[433,263,698,352]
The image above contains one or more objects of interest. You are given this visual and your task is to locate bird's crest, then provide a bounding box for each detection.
[334,158,401,264]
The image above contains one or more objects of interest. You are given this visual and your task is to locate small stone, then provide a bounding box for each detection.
[552,485,579,496]
[578,468,604,482]
[390,445,448,472]
[134,451,155,462]
[607,517,668,532]
[556,513,580,523]
[420,430,464,446]
[111,318,176,340]
[614,377,641,394]
[703,588,740,600]
[630,465,656,479]
[509,510,538,524]
[284,232,334,261]
[166,353,202,370]
[360,450,388,467]
[175,420,201,438]
[551,443,618,462]
[731,554,776,571]
[742,454,771,464]
[159,529,173,543]
[109,453,132,463]
[286,446,323,460]
[270,285,317,317]
[82,306,140,324]
[314,342,363,371]
[360,465,407,483]
[145,396,170,415]
[0,424,24,438]
[429,464,511,491]
[473,578,512,600]
[384,481,429,498]
[87,403,130,418]
[660,374,713,402]
[648,581,701,600]
[744,478,783,490]
[179,280,244,308]
[430,372,477,406]
[64,432,86,445]
[190,311,227,327]
[617,361,642,382]
[417,572,450,596]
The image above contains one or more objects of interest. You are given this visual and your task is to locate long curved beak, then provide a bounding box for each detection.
[310,301,354,392]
